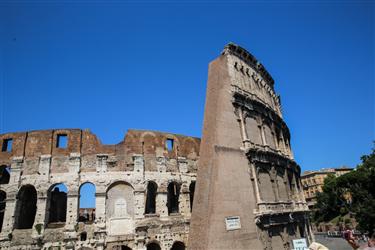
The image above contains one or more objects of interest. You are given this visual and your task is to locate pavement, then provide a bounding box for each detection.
[314,234,369,250]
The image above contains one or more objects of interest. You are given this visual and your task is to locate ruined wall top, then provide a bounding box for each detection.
[0,129,200,168]
[222,42,275,88]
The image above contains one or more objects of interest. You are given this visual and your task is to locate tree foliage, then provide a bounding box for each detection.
[313,144,375,234]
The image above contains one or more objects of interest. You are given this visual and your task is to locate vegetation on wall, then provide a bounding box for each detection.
[313,144,375,234]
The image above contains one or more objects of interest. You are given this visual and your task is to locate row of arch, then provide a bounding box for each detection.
[0,180,196,232]
[145,181,195,214]
[114,241,185,250]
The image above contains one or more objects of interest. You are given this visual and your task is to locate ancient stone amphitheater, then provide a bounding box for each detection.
[0,43,312,250]
[0,129,199,250]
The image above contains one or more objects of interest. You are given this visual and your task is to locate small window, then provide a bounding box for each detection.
[166,139,173,151]
[80,231,87,241]
[56,134,67,148]
[1,139,13,152]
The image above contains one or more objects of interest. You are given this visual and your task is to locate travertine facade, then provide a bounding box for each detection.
[189,43,313,249]
[0,43,311,250]
[0,129,199,250]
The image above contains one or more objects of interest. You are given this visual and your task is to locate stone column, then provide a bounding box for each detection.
[279,132,287,155]
[96,154,108,174]
[238,109,250,148]
[0,156,24,240]
[0,194,16,241]
[179,184,190,216]
[65,191,79,228]
[178,157,188,174]
[94,191,106,250]
[38,155,51,182]
[31,194,48,238]
[9,156,23,186]
[270,165,279,202]
[134,189,145,219]
[260,125,267,146]
[250,162,262,204]
[156,191,168,218]
[63,153,81,243]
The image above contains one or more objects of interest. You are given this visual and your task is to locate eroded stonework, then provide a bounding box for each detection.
[189,43,313,250]
[0,43,312,250]
[0,129,199,250]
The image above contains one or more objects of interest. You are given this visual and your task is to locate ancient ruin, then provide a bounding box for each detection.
[189,43,313,249]
[0,43,311,249]
[0,129,198,249]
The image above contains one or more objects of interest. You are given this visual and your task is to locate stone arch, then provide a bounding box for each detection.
[106,181,135,235]
[167,181,180,214]
[78,182,96,223]
[0,190,6,232]
[146,241,161,250]
[171,241,186,250]
[47,183,68,225]
[145,181,157,214]
[106,181,134,217]
[189,181,196,212]
[257,165,275,202]
[0,165,10,184]
[14,185,37,229]
[112,246,132,250]
[263,121,276,149]
[245,115,262,145]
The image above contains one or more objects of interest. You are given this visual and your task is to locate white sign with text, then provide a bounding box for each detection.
[225,216,241,231]
[292,238,308,250]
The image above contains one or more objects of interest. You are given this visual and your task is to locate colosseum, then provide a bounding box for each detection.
[0,43,312,250]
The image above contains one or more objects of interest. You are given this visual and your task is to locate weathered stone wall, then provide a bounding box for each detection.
[0,129,199,250]
[189,43,312,250]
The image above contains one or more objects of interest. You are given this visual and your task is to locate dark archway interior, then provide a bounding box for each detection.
[0,166,10,184]
[189,181,195,212]
[145,181,157,214]
[0,191,6,232]
[147,243,161,250]
[171,241,186,250]
[48,185,67,223]
[80,231,87,241]
[15,185,37,229]
[167,182,180,214]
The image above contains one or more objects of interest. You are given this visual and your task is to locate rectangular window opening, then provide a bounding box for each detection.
[166,139,174,151]
[56,134,68,148]
[2,138,13,152]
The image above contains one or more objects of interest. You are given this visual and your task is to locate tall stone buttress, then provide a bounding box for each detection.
[189,43,313,250]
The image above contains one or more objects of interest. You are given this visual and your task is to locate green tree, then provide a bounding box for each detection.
[337,145,375,234]
[313,174,341,222]
[313,144,375,234]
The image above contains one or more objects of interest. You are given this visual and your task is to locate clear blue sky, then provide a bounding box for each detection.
[1,1,374,176]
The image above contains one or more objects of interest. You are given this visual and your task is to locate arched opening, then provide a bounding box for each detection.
[171,241,185,250]
[112,245,132,250]
[147,242,161,250]
[78,182,96,223]
[80,231,87,241]
[0,191,6,232]
[47,183,67,225]
[106,182,134,235]
[145,181,157,214]
[14,185,37,229]
[167,182,180,214]
[189,181,195,212]
[0,166,10,184]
